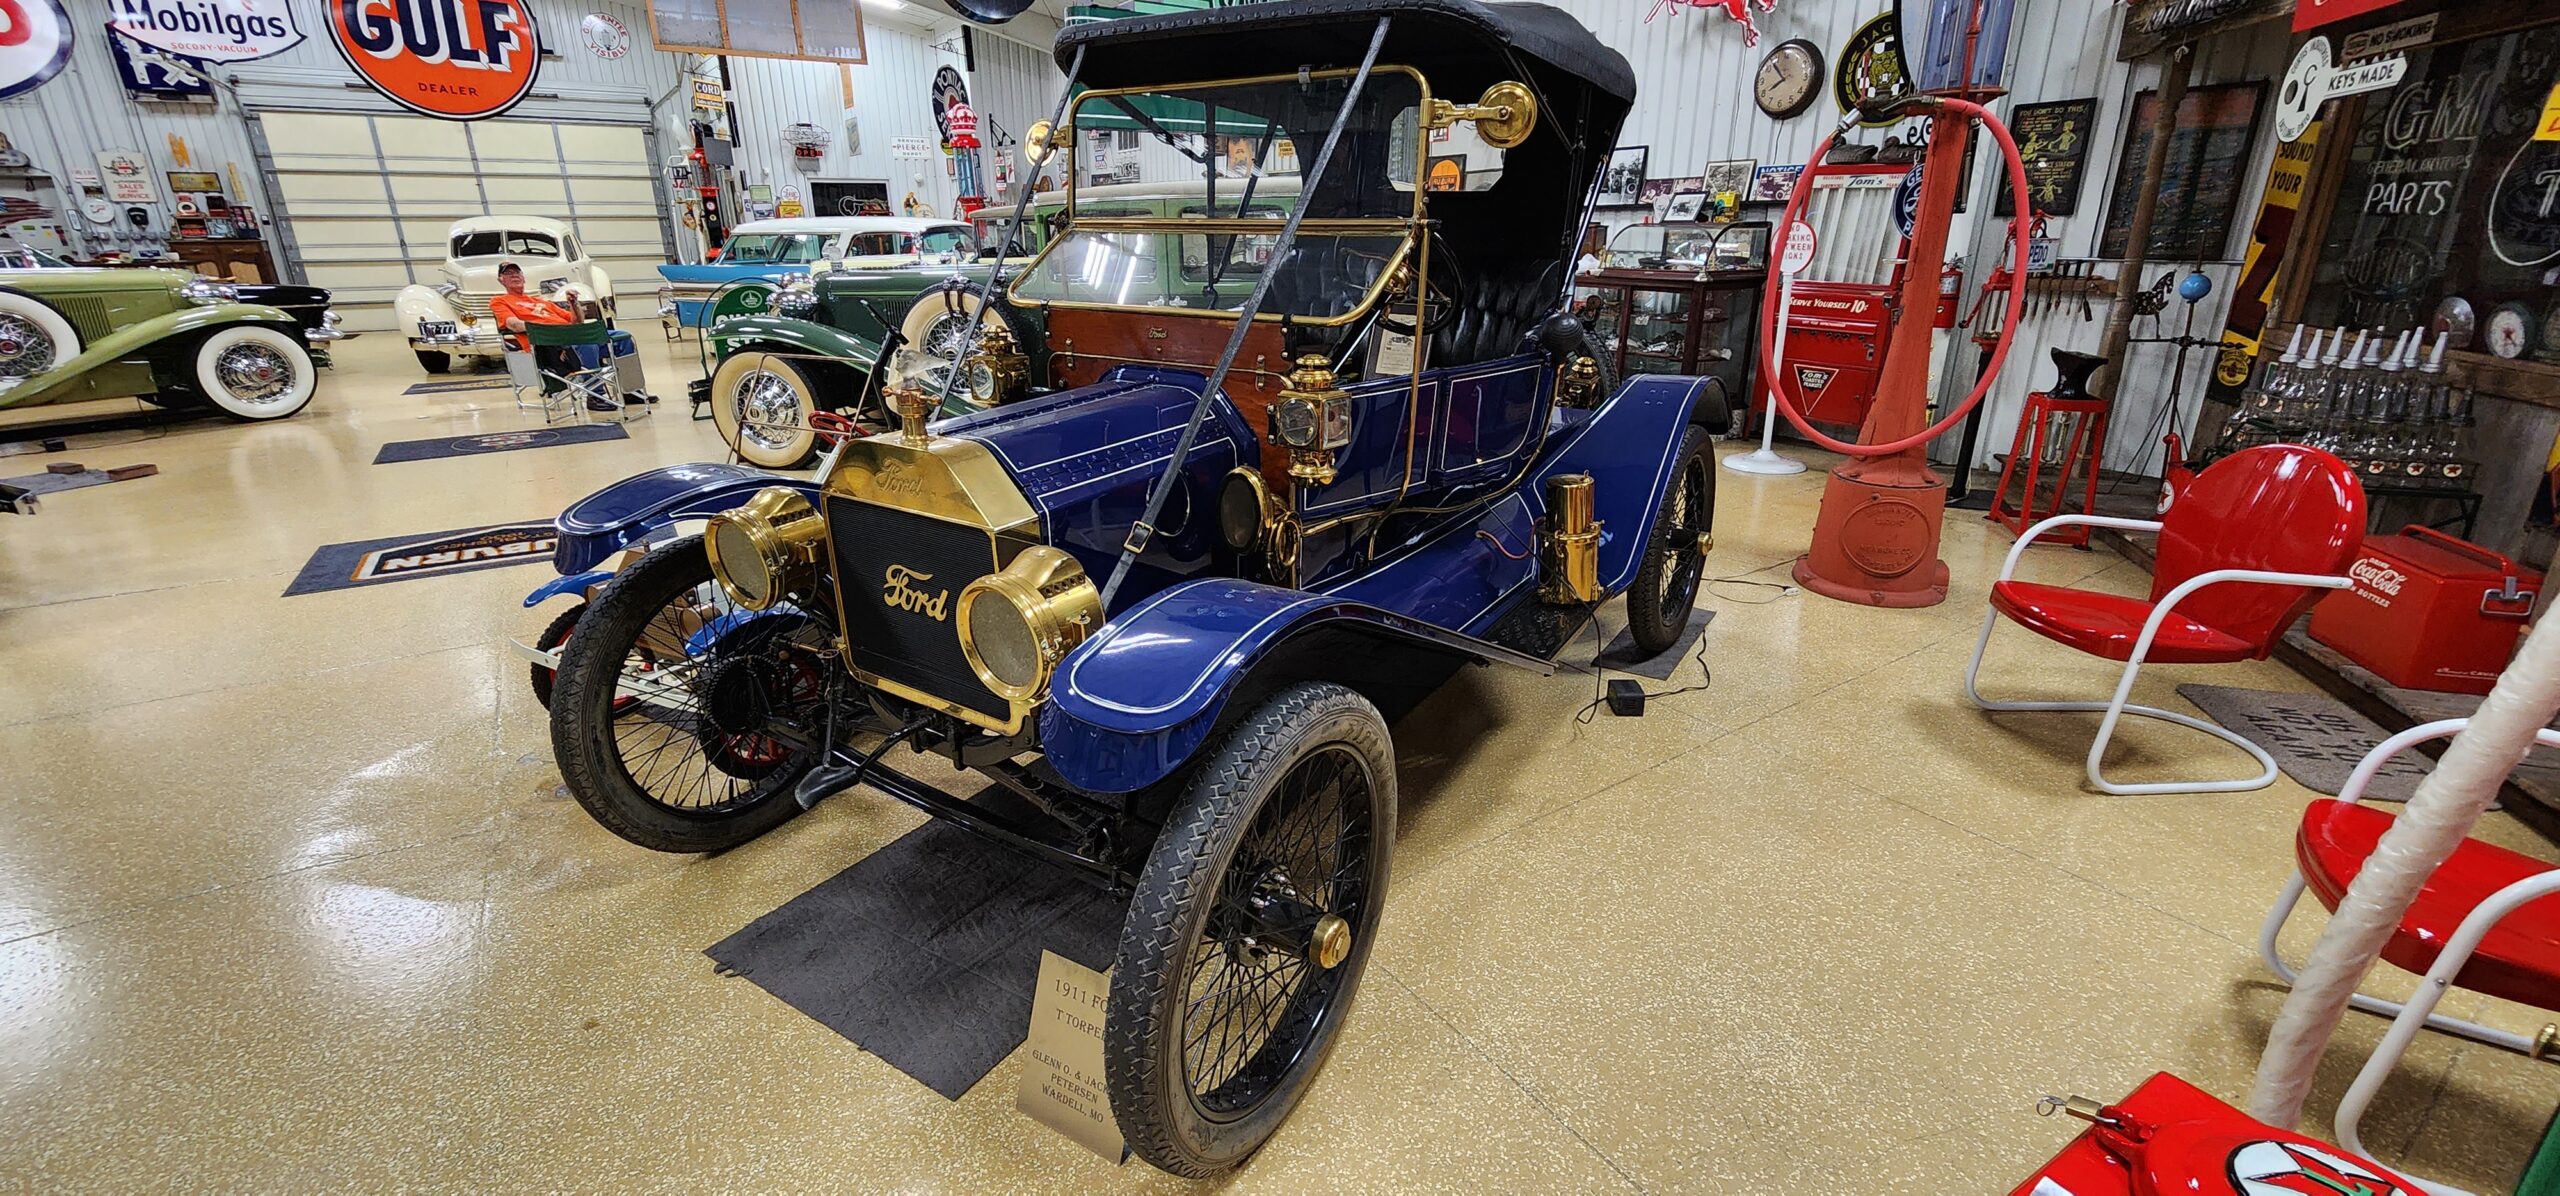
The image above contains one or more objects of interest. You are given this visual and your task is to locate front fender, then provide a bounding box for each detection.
[0,304,301,408]
[552,461,818,574]
[710,316,882,367]
[394,286,459,336]
[523,569,614,608]
[1038,577,1539,793]
[1537,374,1712,597]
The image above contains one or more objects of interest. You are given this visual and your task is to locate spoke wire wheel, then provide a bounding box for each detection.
[548,536,821,853]
[1107,681,1395,1177]
[0,291,78,389]
[1626,426,1714,657]
[709,351,820,468]
[192,325,316,420]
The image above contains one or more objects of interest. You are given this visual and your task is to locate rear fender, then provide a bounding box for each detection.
[1039,577,1546,794]
[551,461,816,574]
[1536,374,1709,596]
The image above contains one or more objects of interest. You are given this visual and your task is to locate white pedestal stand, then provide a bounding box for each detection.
[1724,261,1806,476]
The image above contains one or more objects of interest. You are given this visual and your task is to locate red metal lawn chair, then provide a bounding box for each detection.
[2259,717,2560,1180]
[1964,444,2367,795]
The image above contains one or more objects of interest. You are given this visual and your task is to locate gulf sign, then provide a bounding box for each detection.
[328,0,540,121]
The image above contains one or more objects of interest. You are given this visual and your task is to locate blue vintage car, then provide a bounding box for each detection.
[522,0,1722,1175]
[655,215,980,329]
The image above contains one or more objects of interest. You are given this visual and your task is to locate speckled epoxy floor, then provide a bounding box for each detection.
[1,333,2552,1190]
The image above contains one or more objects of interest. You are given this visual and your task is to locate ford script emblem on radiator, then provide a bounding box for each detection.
[883,564,951,621]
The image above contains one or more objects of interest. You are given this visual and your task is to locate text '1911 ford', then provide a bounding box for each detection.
[527,0,1721,1175]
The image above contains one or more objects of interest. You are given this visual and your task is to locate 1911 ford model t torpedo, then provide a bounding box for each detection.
[535,0,1720,1175]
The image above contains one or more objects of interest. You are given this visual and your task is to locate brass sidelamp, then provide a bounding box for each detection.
[1425,81,1539,150]
[1269,354,1353,486]
[1557,354,1601,408]
[1539,473,1602,604]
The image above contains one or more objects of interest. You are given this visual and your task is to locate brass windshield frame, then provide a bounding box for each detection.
[1005,64,1433,328]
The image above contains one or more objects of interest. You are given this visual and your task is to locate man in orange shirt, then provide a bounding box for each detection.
[489,261,581,363]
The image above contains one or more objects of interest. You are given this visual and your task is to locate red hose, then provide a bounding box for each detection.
[1754,96,2031,458]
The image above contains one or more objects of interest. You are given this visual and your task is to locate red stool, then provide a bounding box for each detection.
[1990,348,2110,548]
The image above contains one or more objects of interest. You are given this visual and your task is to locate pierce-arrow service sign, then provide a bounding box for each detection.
[328,0,541,121]
[0,0,75,102]
[108,0,304,64]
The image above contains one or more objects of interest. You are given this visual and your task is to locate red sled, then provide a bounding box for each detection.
[2011,1072,2419,1196]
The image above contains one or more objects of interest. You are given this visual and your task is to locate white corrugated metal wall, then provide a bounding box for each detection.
[719,17,988,221]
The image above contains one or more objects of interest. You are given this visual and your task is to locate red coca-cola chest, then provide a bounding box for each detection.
[2308,526,2538,695]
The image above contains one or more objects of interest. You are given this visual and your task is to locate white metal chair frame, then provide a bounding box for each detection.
[2257,717,2560,1176]
[509,341,647,425]
[1963,513,2357,796]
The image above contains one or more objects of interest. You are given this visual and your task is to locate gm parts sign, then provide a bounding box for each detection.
[108,0,305,63]
[328,0,540,121]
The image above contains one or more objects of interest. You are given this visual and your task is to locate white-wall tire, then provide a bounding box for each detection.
[193,324,316,421]
[0,290,80,389]
[898,283,1012,360]
[710,350,820,469]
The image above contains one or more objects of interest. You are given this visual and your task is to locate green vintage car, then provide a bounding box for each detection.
[0,268,319,422]
[699,177,1298,468]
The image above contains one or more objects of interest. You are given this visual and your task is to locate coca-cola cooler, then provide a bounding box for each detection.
[2308,527,2538,694]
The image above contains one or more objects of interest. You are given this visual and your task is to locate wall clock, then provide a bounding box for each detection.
[2486,301,2533,359]
[1756,39,1824,120]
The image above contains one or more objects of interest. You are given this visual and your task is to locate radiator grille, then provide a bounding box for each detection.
[456,294,495,322]
[827,496,1008,721]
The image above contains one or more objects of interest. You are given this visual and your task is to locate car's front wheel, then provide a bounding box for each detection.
[414,349,451,374]
[193,325,316,420]
[709,350,823,469]
[1106,681,1394,1177]
[549,536,825,853]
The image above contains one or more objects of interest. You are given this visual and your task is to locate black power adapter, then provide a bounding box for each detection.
[1605,679,1645,717]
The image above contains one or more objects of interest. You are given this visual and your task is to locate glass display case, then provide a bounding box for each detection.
[1573,221,1771,405]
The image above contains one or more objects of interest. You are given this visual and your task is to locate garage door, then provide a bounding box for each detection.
[254,111,668,332]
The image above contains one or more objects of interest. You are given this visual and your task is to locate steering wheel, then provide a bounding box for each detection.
[1380,230,1468,337]
[1754,94,2030,458]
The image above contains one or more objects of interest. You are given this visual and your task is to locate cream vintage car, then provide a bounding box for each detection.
[393,216,617,373]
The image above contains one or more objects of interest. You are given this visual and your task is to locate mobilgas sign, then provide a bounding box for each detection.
[327,0,542,121]
[108,0,304,64]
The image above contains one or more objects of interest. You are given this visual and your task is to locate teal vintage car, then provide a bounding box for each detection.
[0,268,319,422]
[698,178,1299,468]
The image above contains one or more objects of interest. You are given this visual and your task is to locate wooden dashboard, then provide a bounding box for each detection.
[1044,307,1295,482]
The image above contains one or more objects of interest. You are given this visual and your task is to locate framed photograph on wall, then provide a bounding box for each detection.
[2099,82,2266,260]
[1663,191,1707,223]
[1747,163,1804,205]
[1700,158,1755,200]
[1598,145,1648,207]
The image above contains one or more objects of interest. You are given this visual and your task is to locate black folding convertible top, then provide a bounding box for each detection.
[1053,0,1635,131]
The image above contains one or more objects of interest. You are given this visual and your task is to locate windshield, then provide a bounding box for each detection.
[721,232,833,264]
[1013,69,1427,320]
[921,227,976,255]
[453,231,558,258]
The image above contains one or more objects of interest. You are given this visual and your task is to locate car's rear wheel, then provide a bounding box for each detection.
[193,325,316,420]
[415,349,451,374]
[1626,426,1714,656]
[549,536,823,853]
[0,290,79,390]
[709,349,823,469]
[1106,681,1393,1177]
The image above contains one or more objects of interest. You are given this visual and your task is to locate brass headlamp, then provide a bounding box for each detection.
[956,546,1103,703]
[1557,354,1601,408]
[1268,354,1353,486]
[704,487,827,611]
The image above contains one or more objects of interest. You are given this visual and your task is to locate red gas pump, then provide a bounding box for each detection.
[1755,95,2030,606]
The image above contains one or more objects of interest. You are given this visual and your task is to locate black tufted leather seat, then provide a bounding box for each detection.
[1431,258,1559,369]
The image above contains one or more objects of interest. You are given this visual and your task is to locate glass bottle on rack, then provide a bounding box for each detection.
[2218,325,2304,453]
[2313,329,2369,458]
[2359,330,2413,485]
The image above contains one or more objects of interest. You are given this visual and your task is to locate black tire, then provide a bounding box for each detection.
[548,536,821,853]
[528,602,585,709]
[1106,681,1395,1177]
[1625,426,1714,657]
[415,349,451,374]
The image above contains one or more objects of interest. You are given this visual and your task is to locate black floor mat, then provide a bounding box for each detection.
[705,787,1125,1099]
